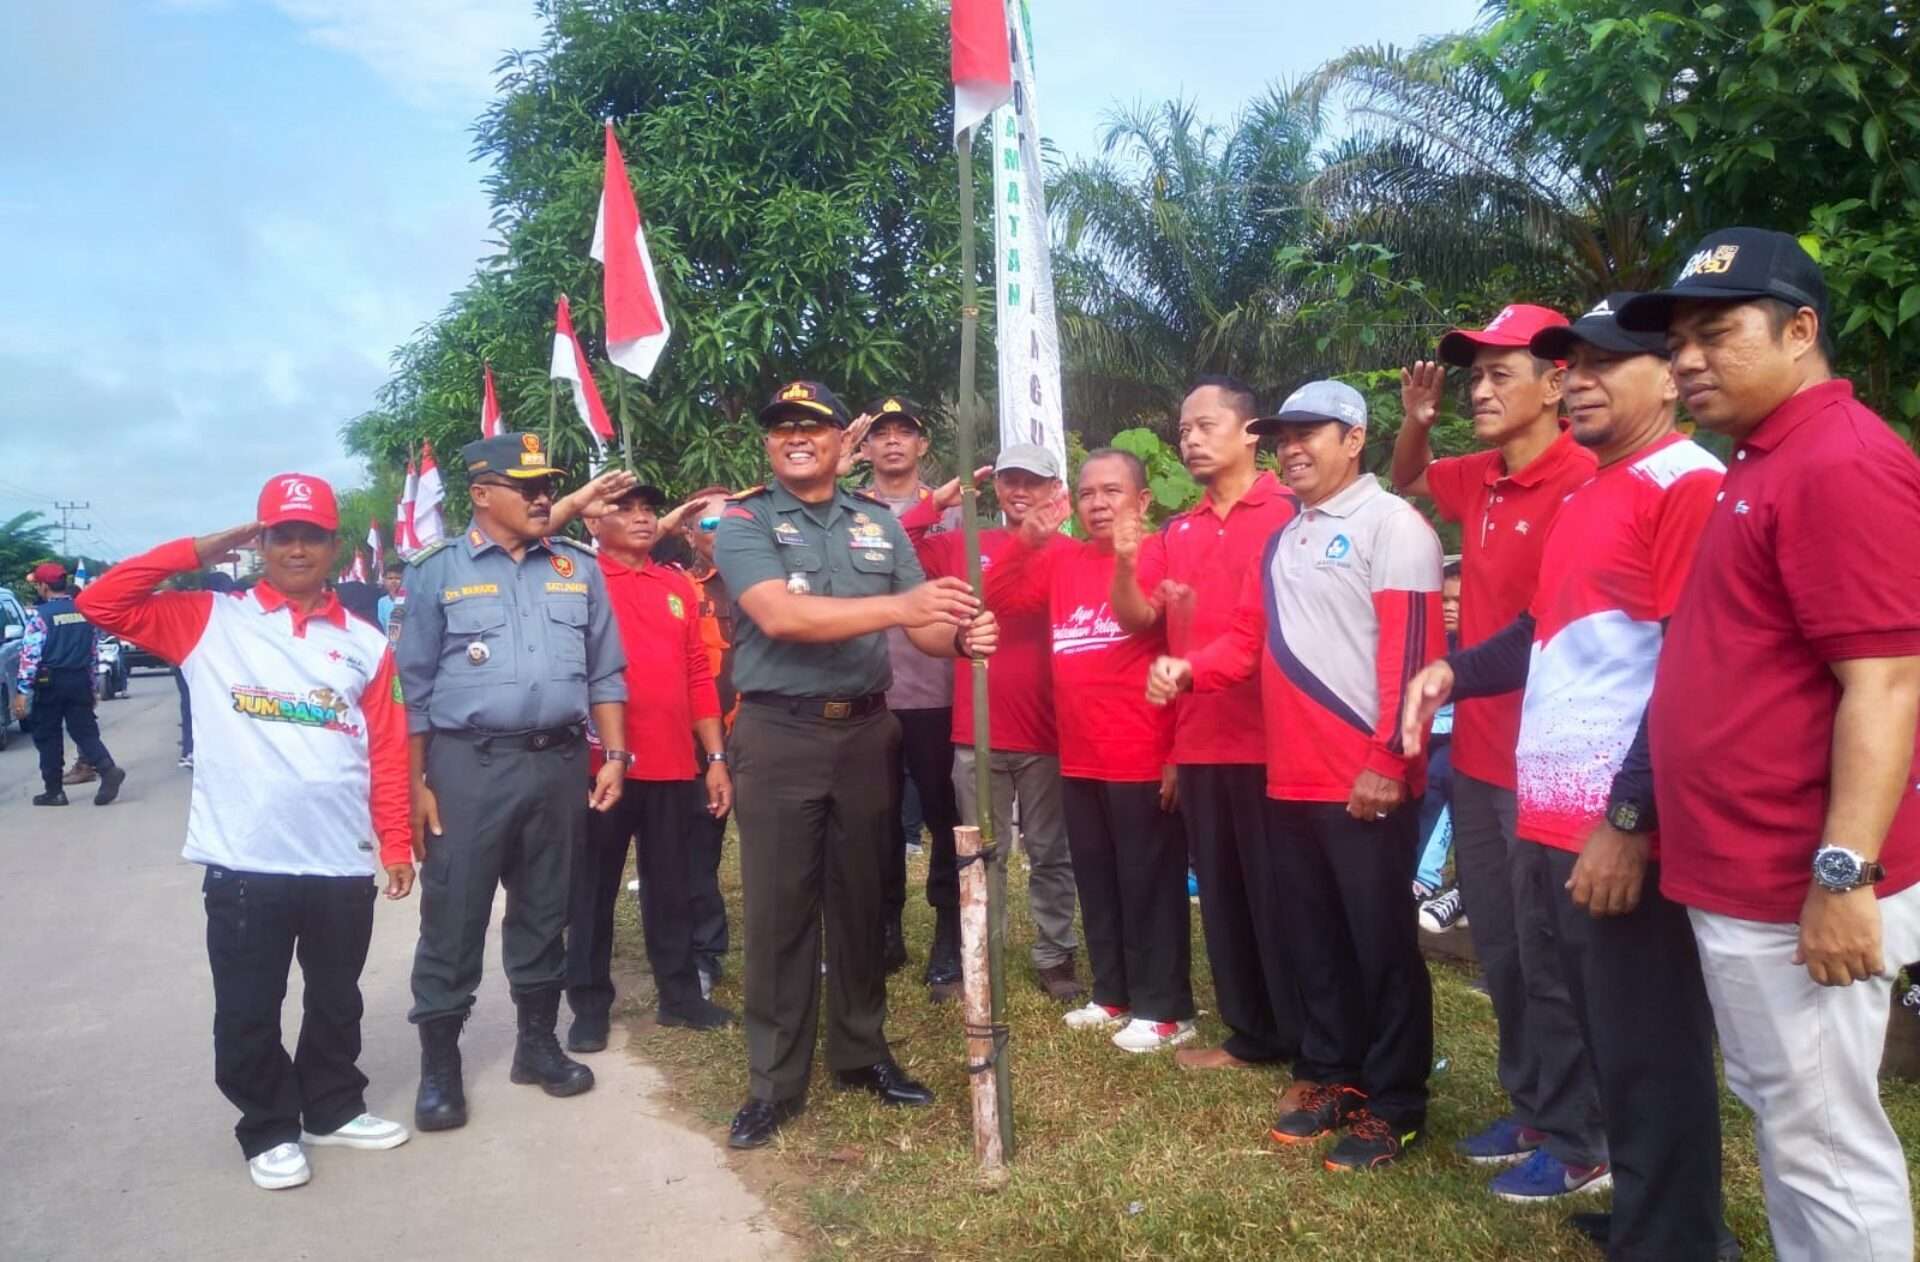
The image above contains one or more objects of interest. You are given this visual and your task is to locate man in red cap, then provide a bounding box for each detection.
[1390,303,1604,1177]
[77,473,415,1191]
[15,560,125,806]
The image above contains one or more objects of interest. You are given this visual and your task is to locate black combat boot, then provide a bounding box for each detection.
[510,988,595,1097]
[882,916,908,975]
[414,1015,467,1132]
[925,906,962,1002]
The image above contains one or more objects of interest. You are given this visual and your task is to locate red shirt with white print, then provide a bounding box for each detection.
[898,498,1058,754]
[984,530,1170,782]
[76,539,411,875]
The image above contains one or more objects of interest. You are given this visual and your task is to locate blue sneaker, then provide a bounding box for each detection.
[1453,1115,1544,1165]
[1490,1147,1612,1202]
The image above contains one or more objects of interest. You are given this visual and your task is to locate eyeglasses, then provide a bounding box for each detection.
[475,477,556,501]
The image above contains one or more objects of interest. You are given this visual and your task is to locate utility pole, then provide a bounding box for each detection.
[53,501,92,554]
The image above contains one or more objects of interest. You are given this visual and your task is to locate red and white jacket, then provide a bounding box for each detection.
[78,539,411,876]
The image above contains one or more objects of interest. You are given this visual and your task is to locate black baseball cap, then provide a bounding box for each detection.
[611,483,668,510]
[757,380,852,428]
[1618,228,1828,332]
[862,395,928,432]
[1530,293,1670,360]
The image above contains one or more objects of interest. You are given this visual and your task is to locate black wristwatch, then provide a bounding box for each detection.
[1812,845,1886,893]
[1606,798,1654,834]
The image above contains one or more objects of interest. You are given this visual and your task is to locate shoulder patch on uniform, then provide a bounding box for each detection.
[726,485,769,503]
[548,536,596,554]
[847,487,891,508]
[404,541,450,567]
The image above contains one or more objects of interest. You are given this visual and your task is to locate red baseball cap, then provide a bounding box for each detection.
[29,562,66,584]
[257,473,340,530]
[1437,303,1569,367]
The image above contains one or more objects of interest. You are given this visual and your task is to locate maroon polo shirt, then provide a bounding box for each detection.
[1653,380,1920,922]
[1426,429,1596,788]
[1139,471,1298,765]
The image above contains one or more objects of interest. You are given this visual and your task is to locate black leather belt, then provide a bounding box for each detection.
[437,723,585,751]
[742,693,887,721]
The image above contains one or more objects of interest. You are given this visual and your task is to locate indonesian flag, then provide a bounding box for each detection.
[951,0,1013,139]
[550,294,615,458]
[414,441,446,547]
[346,551,368,583]
[480,362,504,438]
[366,522,383,575]
[590,122,671,379]
[395,458,420,553]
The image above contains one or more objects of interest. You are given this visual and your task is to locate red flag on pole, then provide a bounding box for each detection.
[951,0,1013,139]
[396,457,420,553]
[413,441,446,546]
[591,122,672,379]
[550,294,615,458]
[480,362,503,438]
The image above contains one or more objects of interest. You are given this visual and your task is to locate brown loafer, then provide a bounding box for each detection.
[1035,960,1085,1003]
[1277,1077,1326,1114]
[1174,1045,1258,1071]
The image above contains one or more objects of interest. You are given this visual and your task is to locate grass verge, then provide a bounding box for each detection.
[610,830,1920,1261]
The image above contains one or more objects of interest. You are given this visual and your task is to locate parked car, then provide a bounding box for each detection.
[122,638,170,676]
[0,587,28,751]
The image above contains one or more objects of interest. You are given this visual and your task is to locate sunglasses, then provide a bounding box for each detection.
[475,476,557,501]
[768,419,835,438]
[697,516,721,532]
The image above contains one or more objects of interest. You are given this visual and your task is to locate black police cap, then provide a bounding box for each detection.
[861,395,929,431]
[462,431,562,479]
[757,381,852,428]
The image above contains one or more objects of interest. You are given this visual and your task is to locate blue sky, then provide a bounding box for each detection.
[1,0,1482,554]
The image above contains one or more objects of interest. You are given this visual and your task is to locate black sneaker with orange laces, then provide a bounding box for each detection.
[1324,1109,1421,1171]
[1269,1083,1366,1144]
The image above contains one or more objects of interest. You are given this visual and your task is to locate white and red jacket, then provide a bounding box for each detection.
[1189,475,1444,802]
[77,539,410,876]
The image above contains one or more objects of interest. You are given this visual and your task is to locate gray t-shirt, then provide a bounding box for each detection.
[869,484,962,712]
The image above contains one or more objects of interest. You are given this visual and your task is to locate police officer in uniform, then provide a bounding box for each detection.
[718,381,1000,1149]
[396,431,628,1132]
[15,562,126,807]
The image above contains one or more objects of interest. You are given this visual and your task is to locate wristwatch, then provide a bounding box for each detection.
[604,749,633,766]
[1812,845,1885,893]
[707,751,727,765]
[1606,799,1653,834]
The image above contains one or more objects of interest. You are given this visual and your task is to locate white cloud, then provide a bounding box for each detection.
[269,0,545,110]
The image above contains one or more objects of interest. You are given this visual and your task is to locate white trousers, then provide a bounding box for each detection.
[1690,881,1920,1262]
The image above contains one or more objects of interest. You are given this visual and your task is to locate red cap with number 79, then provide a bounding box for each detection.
[257,473,339,530]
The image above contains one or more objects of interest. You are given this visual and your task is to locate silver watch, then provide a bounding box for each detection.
[707,751,727,765]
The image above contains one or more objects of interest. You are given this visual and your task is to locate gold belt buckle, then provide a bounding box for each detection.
[823,700,852,719]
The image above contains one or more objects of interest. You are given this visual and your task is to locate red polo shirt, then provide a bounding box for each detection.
[1139,472,1298,765]
[598,553,720,781]
[1426,429,1596,788]
[1653,380,1920,922]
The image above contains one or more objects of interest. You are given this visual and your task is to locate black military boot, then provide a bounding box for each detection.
[882,916,908,975]
[566,998,610,1054]
[414,1015,467,1132]
[510,989,595,1098]
[33,788,69,807]
[925,906,962,1003]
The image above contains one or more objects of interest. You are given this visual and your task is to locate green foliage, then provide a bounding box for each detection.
[1107,427,1201,521]
[347,0,988,507]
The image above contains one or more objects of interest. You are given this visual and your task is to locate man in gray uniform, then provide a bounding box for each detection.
[717,380,999,1150]
[396,431,628,1133]
[861,395,967,998]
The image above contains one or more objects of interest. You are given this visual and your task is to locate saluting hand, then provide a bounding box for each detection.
[835,413,877,477]
[930,466,995,511]
[194,521,263,567]
[1399,659,1455,758]
[1401,361,1446,431]
[550,469,639,532]
[900,576,981,629]
[384,862,416,900]
[589,760,625,812]
[1146,656,1192,706]
[959,608,999,658]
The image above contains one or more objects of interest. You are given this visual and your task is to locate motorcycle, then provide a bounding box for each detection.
[95,635,130,701]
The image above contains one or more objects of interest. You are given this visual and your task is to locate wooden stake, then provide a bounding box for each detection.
[955,824,1007,1187]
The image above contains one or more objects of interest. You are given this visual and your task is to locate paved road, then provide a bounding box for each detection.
[0,675,794,1262]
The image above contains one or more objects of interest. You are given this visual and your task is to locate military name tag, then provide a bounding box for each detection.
[466,641,491,665]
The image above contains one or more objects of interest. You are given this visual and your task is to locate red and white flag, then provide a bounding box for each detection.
[414,441,446,547]
[345,550,369,583]
[590,122,671,379]
[951,0,1013,139]
[480,362,504,438]
[366,522,383,575]
[550,294,615,459]
[395,458,420,553]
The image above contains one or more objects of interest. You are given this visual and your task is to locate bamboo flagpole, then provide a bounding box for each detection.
[951,0,1016,1168]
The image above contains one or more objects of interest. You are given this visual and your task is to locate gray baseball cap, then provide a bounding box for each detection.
[994,442,1062,480]
[1248,380,1368,434]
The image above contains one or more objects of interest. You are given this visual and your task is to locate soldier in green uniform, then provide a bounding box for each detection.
[717,380,1000,1149]
[395,431,629,1133]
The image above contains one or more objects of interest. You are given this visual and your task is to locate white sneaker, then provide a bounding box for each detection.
[247,1142,311,1190]
[1062,1001,1130,1030]
[1111,1018,1196,1054]
[301,1113,410,1151]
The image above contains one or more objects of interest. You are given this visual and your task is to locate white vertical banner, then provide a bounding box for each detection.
[991,0,1064,472]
